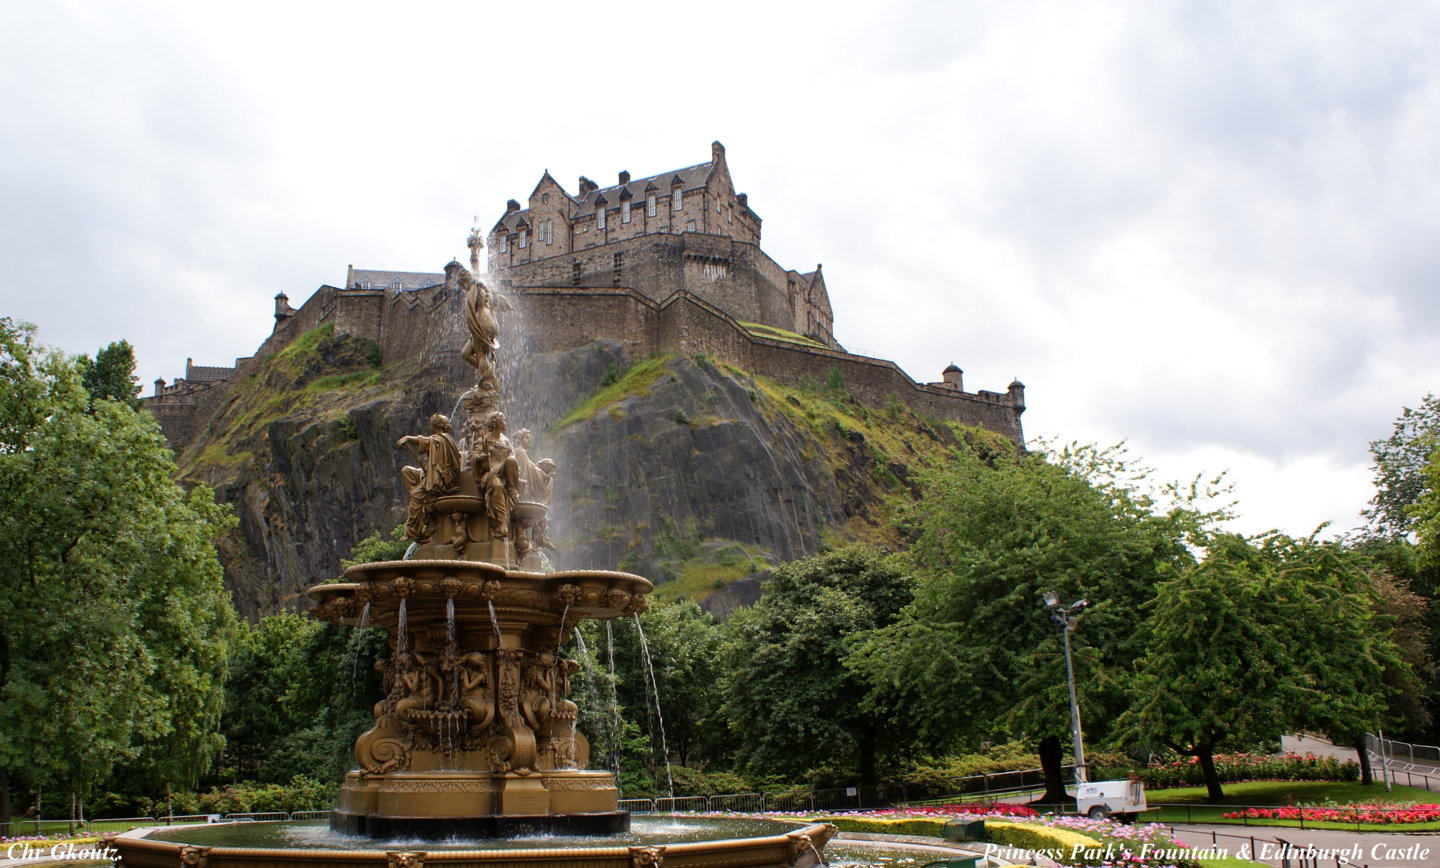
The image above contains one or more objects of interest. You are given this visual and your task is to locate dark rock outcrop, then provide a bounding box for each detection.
[175,330,1004,619]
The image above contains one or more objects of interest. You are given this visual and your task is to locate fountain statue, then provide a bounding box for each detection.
[305,262,651,838]
[110,251,835,867]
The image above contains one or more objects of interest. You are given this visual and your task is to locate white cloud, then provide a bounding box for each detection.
[1,0,1435,538]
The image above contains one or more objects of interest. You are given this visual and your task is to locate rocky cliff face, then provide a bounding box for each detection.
[176,325,1013,619]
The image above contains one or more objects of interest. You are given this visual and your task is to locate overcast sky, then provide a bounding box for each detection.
[2,1,1436,539]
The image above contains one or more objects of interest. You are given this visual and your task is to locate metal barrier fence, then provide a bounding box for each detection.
[618,799,656,814]
[1,811,335,839]
[290,811,331,821]
[654,797,708,813]
[615,768,1073,817]
[1365,733,1440,768]
[1365,733,1440,794]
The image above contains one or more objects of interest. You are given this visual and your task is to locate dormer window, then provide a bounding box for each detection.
[597,206,607,230]
[622,200,631,223]
[519,229,528,249]
[647,194,656,217]
[500,234,509,253]
[673,189,683,211]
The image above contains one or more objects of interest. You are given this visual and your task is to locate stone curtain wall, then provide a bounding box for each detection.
[512,287,1025,444]
[151,274,1021,451]
[498,231,805,343]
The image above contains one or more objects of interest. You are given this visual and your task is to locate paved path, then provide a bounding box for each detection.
[1169,823,1439,868]
[1282,733,1440,794]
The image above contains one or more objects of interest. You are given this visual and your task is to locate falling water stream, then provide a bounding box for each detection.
[397,598,409,654]
[632,613,674,798]
[348,602,373,709]
[604,621,622,779]
[487,600,502,649]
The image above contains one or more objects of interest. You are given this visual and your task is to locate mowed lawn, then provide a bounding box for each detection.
[1142,781,1440,830]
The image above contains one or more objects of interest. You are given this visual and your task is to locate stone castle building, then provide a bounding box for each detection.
[148,142,1026,448]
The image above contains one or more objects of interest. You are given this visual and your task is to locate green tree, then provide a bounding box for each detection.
[574,600,730,796]
[216,529,398,786]
[0,318,235,825]
[849,444,1210,799]
[1119,534,1399,800]
[721,545,913,787]
[78,340,142,410]
[1364,393,1440,541]
[1412,450,1440,569]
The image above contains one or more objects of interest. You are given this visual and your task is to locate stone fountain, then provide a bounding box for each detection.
[111,249,835,867]
[306,261,650,838]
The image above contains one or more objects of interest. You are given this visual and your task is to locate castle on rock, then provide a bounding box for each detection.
[148,143,1025,448]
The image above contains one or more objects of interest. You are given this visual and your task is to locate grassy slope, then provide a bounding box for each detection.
[177,323,392,484]
[551,354,1018,602]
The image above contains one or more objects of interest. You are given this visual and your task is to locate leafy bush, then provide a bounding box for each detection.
[665,765,756,797]
[825,816,951,837]
[985,821,1105,863]
[140,776,336,816]
[882,743,1045,798]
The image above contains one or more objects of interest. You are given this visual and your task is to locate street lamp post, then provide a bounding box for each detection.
[1043,591,1089,786]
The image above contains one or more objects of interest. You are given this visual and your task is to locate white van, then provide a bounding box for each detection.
[1075,779,1147,820]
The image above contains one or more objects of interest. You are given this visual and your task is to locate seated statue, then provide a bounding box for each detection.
[397,414,461,542]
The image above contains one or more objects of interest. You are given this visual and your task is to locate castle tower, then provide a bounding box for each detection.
[942,363,963,391]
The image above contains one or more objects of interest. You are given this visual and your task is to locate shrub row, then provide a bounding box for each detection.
[1100,752,1360,789]
[134,776,337,816]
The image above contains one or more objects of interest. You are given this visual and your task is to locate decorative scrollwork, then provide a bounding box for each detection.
[356,729,412,774]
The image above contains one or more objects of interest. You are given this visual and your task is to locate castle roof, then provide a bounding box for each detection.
[348,269,445,291]
[184,360,235,383]
[492,159,715,233]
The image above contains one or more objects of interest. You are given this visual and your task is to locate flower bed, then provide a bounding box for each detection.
[1133,752,1358,788]
[1222,803,1440,824]
[835,803,1039,819]
[1028,816,1203,868]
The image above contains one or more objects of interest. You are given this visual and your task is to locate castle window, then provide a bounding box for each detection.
[597,207,607,230]
[542,193,550,204]
[542,219,553,245]
[519,229,528,249]
[500,234,509,253]
[647,194,656,217]
[673,189,683,211]
[622,200,631,223]
[686,220,696,232]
